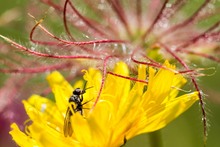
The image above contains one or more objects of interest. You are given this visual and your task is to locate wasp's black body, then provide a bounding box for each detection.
[68,88,85,115]
[64,87,90,137]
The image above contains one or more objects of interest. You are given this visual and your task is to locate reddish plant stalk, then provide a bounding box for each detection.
[142,0,169,40]
[161,0,187,20]
[131,48,178,73]
[29,17,126,46]
[40,0,63,12]
[29,14,117,56]
[63,0,76,41]
[91,55,114,109]
[181,50,220,63]
[160,43,208,143]
[136,0,142,30]
[159,0,211,39]
[0,35,102,60]
[65,0,108,38]
[176,20,220,50]
[107,71,148,84]
[82,0,120,37]
[107,0,132,37]
[0,62,73,74]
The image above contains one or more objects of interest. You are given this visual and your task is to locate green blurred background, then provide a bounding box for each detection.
[0,0,220,147]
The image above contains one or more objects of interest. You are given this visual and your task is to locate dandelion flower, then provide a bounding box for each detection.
[10,61,198,146]
[1,1,219,140]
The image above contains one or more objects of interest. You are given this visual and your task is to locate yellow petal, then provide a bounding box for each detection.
[143,61,176,106]
[10,61,201,147]
[27,122,79,147]
[26,95,63,127]
[105,62,130,116]
[47,71,73,113]
[89,100,113,144]
[83,68,102,101]
[135,92,199,135]
[10,123,41,147]
[72,80,84,90]
[71,113,92,146]
[163,74,187,103]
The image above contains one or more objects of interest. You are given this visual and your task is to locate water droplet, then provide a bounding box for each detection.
[41,103,47,112]
[166,3,172,8]
[31,46,36,51]
[121,44,127,54]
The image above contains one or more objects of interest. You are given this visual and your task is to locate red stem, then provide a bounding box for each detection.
[40,0,63,12]
[176,20,220,50]
[160,43,208,143]
[29,19,126,46]
[136,0,142,29]
[131,47,178,73]
[0,62,73,74]
[107,71,148,84]
[91,55,114,109]
[107,0,132,37]
[2,36,102,60]
[65,0,108,37]
[63,0,76,41]
[162,0,187,20]
[81,0,119,37]
[159,0,211,39]
[142,0,169,40]
[181,50,220,63]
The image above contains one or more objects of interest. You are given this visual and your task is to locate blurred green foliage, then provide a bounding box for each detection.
[0,0,28,40]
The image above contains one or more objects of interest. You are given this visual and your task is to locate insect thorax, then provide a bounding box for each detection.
[69,95,81,104]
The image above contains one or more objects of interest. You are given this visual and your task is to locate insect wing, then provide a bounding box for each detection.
[64,107,73,137]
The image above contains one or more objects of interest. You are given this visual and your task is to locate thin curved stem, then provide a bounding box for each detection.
[0,62,73,74]
[107,71,148,84]
[142,0,169,40]
[159,0,211,39]
[160,43,208,143]
[0,35,102,60]
[91,55,114,110]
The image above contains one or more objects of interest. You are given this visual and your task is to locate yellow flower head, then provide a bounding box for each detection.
[10,61,198,147]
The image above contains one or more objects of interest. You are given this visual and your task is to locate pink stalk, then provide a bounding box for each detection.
[136,0,142,29]
[81,0,120,37]
[107,71,148,84]
[142,0,169,40]
[107,0,132,37]
[64,0,108,38]
[0,35,102,60]
[91,55,114,109]
[29,16,122,56]
[160,43,208,143]
[63,0,76,41]
[0,62,73,74]
[182,50,220,63]
[159,0,211,39]
[131,47,178,73]
[161,0,187,20]
[29,16,126,46]
[40,0,63,12]
[207,31,220,39]
[176,20,220,50]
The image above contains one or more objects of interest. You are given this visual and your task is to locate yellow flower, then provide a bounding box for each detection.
[10,61,199,147]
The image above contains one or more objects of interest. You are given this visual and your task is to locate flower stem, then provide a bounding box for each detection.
[148,130,163,147]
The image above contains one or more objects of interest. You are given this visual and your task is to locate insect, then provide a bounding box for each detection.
[64,87,92,137]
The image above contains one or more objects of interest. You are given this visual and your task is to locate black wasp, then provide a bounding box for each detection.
[64,87,92,137]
